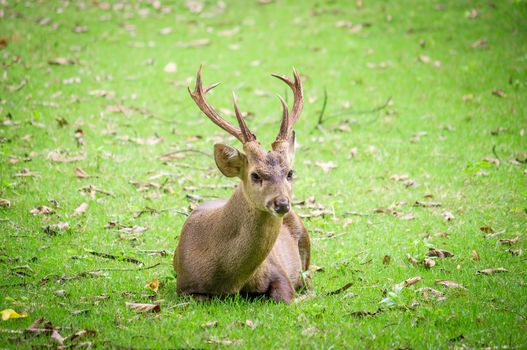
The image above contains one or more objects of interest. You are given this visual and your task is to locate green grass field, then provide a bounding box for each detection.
[1,0,526,348]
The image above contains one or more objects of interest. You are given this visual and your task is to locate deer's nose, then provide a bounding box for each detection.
[273,197,290,215]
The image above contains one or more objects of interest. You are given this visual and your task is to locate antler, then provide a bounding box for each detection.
[271,68,303,142]
[188,65,256,143]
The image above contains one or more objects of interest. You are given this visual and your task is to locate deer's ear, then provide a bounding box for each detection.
[214,144,245,177]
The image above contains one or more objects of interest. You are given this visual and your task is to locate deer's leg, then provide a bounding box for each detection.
[266,252,296,303]
[268,273,295,304]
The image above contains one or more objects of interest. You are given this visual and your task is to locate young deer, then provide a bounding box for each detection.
[173,66,311,303]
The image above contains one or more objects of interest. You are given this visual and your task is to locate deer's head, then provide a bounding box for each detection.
[188,66,303,217]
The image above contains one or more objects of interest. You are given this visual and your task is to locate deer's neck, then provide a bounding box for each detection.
[219,186,282,276]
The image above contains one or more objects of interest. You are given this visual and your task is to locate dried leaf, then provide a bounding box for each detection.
[423,258,436,268]
[125,302,161,313]
[48,57,75,65]
[75,167,89,178]
[383,255,391,265]
[51,329,65,344]
[73,202,89,216]
[42,222,70,235]
[0,198,11,207]
[480,226,495,233]
[145,278,159,292]
[393,211,415,220]
[498,237,519,245]
[73,25,88,33]
[15,168,38,177]
[201,320,218,329]
[30,206,55,216]
[414,201,441,207]
[471,250,480,261]
[477,267,509,275]
[315,160,337,173]
[185,0,203,13]
[175,38,211,48]
[419,287,445,302]
[164,62,177,73]
[406,254,418,265]
[117,225,148,234]
[205,336,242,346]
[442,210,455,221]
[159,27,173,35]
[89,89,115,99]
[492,89,506,98]
[426,249,454,258]
[396,276,422,288]
[435,280,466,289]
[1,309,27,320]
[67,329,97,342]
[507,248,522,256]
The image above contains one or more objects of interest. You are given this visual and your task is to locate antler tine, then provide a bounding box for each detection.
[276,95,289,141]
[271,68,304,142]
[188,65,244,142]
[232,92,256,143]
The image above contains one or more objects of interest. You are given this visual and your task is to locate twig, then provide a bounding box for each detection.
[325,97,392,121]
[159,149,211,160]
[168,162,210,171]
[343,211,372,217]
[316,87,328,126]
[314,232,347,241]
[87,250,143,265]
[492,144,501,166]
[134,206,189,218]
[97,262,161,272]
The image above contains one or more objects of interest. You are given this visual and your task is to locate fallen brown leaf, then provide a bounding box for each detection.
[42,222,70,235]
[201,320,218,329]
[414,201,441,207]
[0,198,10,207]
[477,267,509,275]
[67,329,97,342]
[492,89,506,98]
[507,248,522,256]
[471,250,480,261]
[435,280,466,289]
[164,62,177,73]
[75,167,89,178]
[125,302,161,313]
[396,276,422,288]
[423,258,436,268]
[73,202,89,216]
[406,254,418,265]
[498,237,519,245]
[145,278,160,292]
[426,249,454,258]
[30,206,55,216]
[470,38,487,48]
[315,160,337,173]
[442,210,455,221]
[383,255,391,265]
[419,287,445,302]
[15,168,38,177]
[480,225,494,233]
[175,38,211,48]
[48,57,75,65]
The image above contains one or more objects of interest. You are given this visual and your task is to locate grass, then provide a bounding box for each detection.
[1,0,526,348]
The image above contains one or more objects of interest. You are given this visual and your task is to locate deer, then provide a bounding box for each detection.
[173,66,311,303]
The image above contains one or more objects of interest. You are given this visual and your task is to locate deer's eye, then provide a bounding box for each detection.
[250,172,262,183]
[287,170,295,181]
